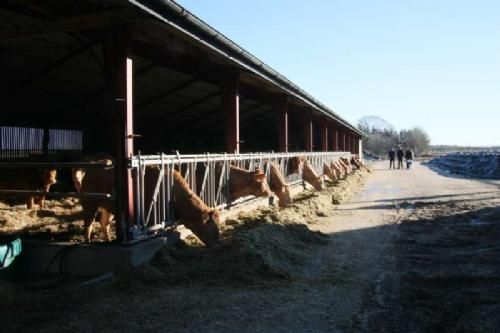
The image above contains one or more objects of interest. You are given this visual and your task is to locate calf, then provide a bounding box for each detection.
[267,162,292,207]
[71,154,113,194]
[228,165,272,201]
[302,161,323,191]
[172,170,220,247]
[76,160,114,242]
[0,167,57,209]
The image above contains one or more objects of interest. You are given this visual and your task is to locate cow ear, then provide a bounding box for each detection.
[254,173,266,181]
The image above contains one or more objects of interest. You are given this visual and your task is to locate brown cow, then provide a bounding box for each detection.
[338,158,352,175]
[341,157,353,173]
[0,167,57,209]
[141,166,220,246]
[331,160,346,179]
[172,170,220,247]
[302,161,323,191]
[228,165,272,201]
[350,156,362,169]
[287,156,304,175]
[76,160,115,242]
[80,165,114,242]
[323,163,338,181]
[71,154,113,193]
[267,162,292,207]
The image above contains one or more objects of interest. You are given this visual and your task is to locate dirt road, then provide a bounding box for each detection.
[2,161,499,332]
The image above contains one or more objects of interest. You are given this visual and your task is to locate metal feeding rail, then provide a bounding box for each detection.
[129,151,352,240]
[0,152,353,242]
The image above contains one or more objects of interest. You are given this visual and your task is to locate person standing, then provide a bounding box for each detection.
[396,146,404,169]
[388,148,396,169]
[405,148,414,169]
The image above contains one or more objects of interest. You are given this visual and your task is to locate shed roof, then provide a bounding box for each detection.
[0,0,364,138]
[128,0,365,137]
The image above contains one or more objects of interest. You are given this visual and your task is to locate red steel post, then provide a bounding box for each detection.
[303,112,313,152]
[104,27,135,241]
[321,119,328,152]
[223,73,240,153]
[332,124,340,151]
[341,129,346,151]
[274,95,288,152]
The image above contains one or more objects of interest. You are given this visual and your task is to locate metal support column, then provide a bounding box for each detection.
[103,27,135,242]
[321,119,328,152]
[223,73,240,153]
[303,112,313,152]
[345,132,352,152]
[330,124,338,151]
[274,95,288,152]
[340,129,346,151]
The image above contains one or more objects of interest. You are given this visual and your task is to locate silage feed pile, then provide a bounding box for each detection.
[124,168,369,288]
[427,152,500,179]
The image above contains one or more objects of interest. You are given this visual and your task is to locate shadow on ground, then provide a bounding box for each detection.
[1,197,500,332]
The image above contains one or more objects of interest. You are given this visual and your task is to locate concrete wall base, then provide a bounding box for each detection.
[17,230,180,277]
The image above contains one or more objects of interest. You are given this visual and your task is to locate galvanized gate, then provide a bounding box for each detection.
[129,151,351,240]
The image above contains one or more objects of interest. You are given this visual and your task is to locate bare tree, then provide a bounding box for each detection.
[358,115,395,133]
[358,116,431,157]
[399,127,430,156]
[358,116,399,156]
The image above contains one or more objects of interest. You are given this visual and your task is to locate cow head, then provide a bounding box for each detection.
[324,163,337,181]
[287,156,303,175]
[72,167,85,193]
[251,169,272,197]
[276,184,292,207]
[197,209,220,247]
[43,168,58,186]
[303,162,323,191]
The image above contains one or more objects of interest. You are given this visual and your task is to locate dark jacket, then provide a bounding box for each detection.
[405,150,413,160]
[388,150,395,160]
[396,149,404,160]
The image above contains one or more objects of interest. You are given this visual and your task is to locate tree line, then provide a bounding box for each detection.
[358,115,430,157]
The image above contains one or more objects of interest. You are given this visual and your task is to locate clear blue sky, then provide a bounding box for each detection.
[177,0,500,146]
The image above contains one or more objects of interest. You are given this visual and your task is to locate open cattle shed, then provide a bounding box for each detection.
[0,0,364,245]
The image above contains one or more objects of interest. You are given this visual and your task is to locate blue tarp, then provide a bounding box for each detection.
[0,238,22,269]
